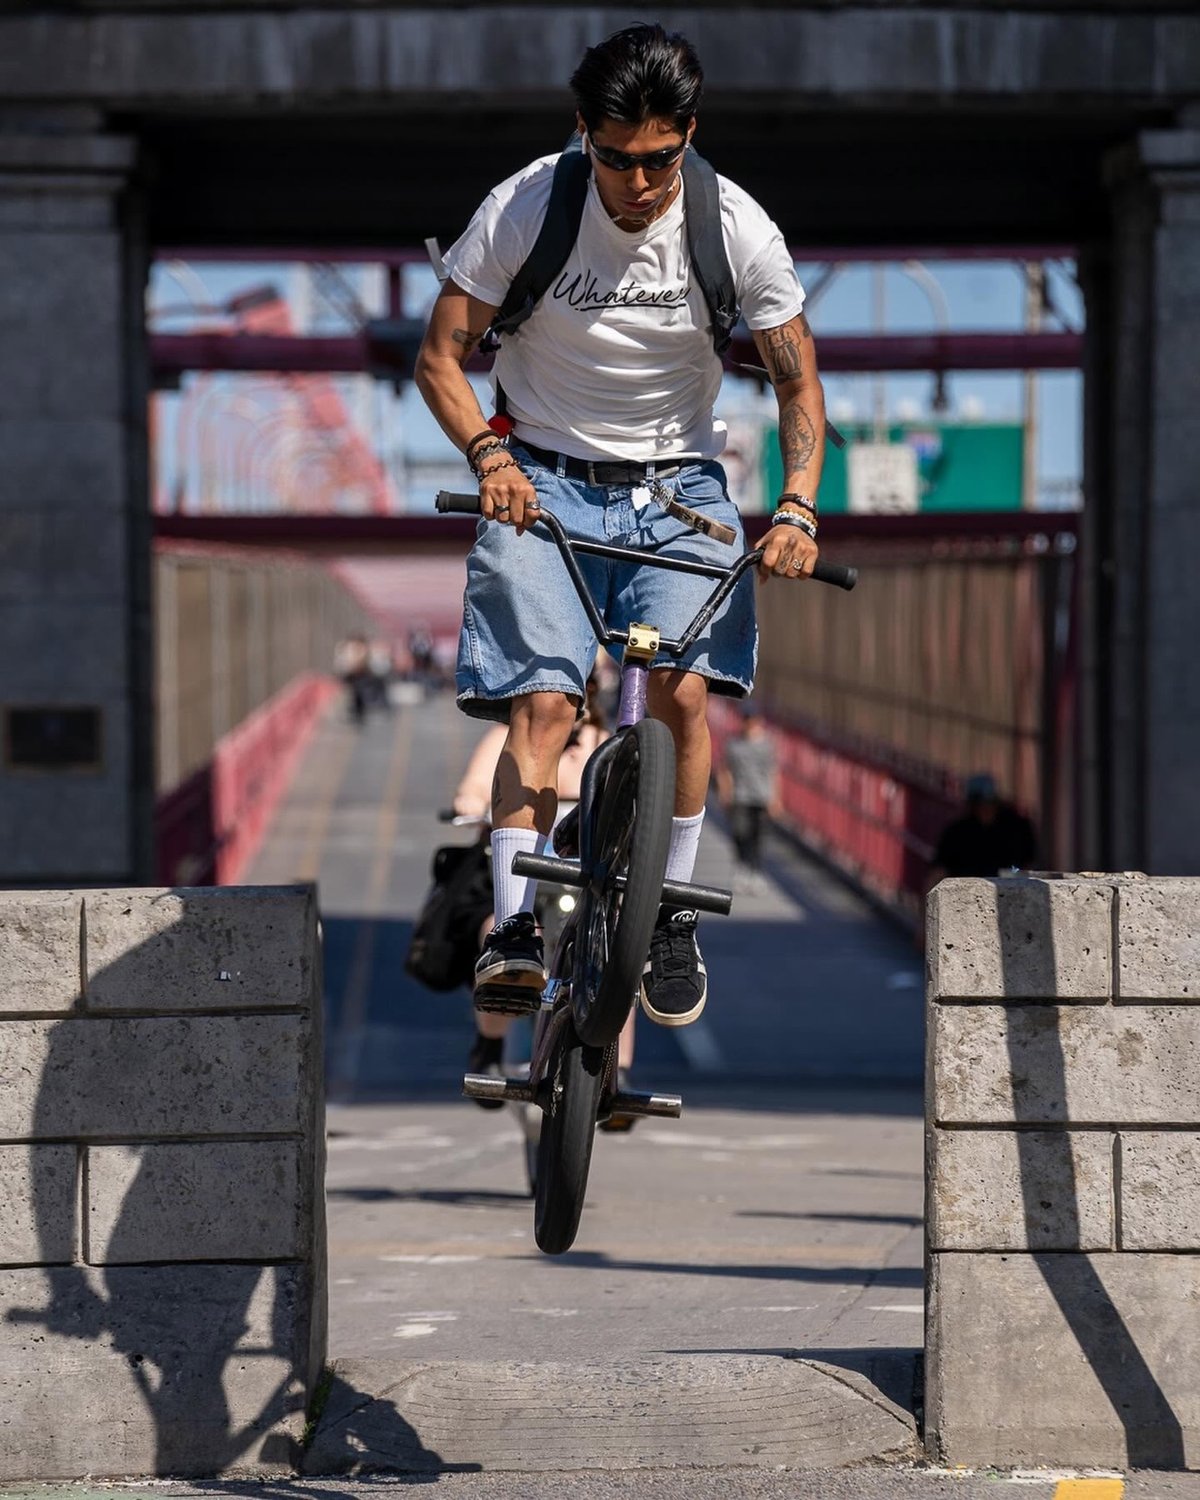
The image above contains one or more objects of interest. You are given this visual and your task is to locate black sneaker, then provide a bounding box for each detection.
[465,1030,506,1111]
[640,908,707,1027]
[474,912,545,1017]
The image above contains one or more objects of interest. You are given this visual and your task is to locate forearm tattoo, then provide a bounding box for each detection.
[779,401,817,473]
[763,325,804,386]
[452,327,485,352]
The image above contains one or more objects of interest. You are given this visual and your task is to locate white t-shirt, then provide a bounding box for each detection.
[442,153,805,463]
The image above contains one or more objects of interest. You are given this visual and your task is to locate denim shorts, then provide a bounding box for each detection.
[456,445,757,722]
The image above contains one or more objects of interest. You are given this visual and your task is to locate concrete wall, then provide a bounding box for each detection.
[926,875,1200,1469]
[0,886,326,1480]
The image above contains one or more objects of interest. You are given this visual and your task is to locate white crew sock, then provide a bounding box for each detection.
[490,827,547,926]
[664,811,705,886]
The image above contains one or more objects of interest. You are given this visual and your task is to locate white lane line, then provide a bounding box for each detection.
[382,1254,482,1264]
[673,1014,725,1072]
[867,1304,924,1313]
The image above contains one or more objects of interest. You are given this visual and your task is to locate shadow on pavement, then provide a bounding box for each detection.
[739,1209,923,1227]
[327,1186,530,1208]
[298,1369,474,1478]
[522,1249,923,1288]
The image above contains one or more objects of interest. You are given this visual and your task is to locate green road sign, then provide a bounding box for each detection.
[763,421,1024,513]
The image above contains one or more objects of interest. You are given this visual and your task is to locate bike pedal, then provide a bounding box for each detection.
[462,1073,535,1105]
[606,1089,683,1120]
[473,982,545,1018]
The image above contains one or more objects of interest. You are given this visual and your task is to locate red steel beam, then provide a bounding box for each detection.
[154,509,1078,553]
[150,328,1083,378]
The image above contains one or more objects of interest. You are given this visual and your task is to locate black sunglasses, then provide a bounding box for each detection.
[588,139,688,174]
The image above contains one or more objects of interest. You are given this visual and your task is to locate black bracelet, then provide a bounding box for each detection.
[477,456,521,482]
[468,442,507,479]
[777,491,817,516]
[770,509,818,541]
[465,429,499,460]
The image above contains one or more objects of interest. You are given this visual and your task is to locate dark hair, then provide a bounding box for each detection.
[570,24,703,136]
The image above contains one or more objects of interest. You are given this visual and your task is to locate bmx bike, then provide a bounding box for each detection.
[436,488,857,1253]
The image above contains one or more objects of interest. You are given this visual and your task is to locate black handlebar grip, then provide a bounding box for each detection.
[812,559,858,592]
[435,490,482,516]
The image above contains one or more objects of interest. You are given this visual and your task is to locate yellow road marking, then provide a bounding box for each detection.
[1053,1482,1124,1500]
[293,721,358,884]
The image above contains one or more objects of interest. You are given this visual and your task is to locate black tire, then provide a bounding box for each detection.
[573,717,675,1048]
[534,1020,605,1254]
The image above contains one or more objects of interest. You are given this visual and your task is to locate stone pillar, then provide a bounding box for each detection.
[926,875,1200,1469]
[0,886,326,1479]
[1085,128,1200,873]
[0,119,153,883]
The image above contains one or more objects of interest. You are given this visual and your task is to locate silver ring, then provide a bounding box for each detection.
[495,506,510,516]
[790,558,804,572]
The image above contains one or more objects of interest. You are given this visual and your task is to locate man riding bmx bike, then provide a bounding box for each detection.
[415,22,826,1030]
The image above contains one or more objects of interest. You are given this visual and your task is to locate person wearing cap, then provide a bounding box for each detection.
[928,773,1038,883]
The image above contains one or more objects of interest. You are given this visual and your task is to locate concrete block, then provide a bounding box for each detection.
[86,887,318,1011]
[934,1004,1200,1125]
[88,1142,300,1263]
[0,892,82,1012]
[0,1264,311,1479]
[927,1251,1200,1468]
[1121,1133,1200,1250]
[928,878,1112,1001]
[0,1015,307,1139]
[1117,880,1200,999]
[0,1146,75,1265]
[930,1128,1113,1251]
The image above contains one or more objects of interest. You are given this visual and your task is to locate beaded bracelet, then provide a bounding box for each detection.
[770,509,818,541]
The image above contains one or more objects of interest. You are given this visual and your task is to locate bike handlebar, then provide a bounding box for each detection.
[435,490,858,593]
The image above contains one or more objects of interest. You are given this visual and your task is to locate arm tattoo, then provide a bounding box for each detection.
[763,325,804,386]
[779,401,817,473]
[798,312,813,340]
[452,327,485,352]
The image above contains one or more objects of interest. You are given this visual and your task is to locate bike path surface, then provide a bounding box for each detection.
[246,691,929,1473]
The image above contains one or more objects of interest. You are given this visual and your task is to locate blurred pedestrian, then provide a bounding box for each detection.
[717,701,779,892]
[928,773,1038,882]
[334,634,371,725]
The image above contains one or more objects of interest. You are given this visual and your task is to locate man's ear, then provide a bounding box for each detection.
[685,117,697,145]
[575,112,588,143]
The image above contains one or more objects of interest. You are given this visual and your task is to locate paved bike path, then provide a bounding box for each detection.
[246,690,928,1473]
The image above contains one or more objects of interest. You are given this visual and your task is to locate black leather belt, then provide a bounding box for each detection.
[519,440,682,487]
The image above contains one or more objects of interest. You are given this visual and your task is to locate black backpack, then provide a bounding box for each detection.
[484,136,739,360]
[404,839,493,993]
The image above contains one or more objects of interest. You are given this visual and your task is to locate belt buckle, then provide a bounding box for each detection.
[586,459,598,485]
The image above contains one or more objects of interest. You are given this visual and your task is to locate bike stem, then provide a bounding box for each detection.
[617,663,648,730]
[617,623,661,730]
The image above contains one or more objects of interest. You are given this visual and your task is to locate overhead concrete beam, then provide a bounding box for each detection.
[0,7,1197,109]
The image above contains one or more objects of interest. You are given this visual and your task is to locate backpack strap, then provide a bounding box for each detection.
[681,148,739,355]
[487,136,591,345]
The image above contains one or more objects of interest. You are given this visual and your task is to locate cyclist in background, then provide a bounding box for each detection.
[415,23,826,1030]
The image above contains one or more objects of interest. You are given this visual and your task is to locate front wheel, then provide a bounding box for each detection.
[573,717,675,1048]
[533,1020,605,1254]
